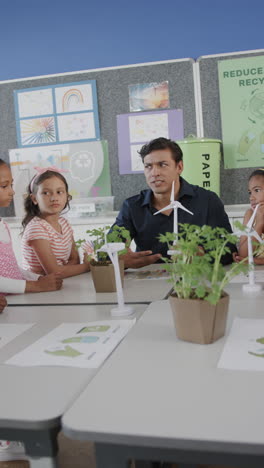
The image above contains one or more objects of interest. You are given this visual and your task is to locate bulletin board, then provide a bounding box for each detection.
[0,58,196,217]
[198,50,264,205]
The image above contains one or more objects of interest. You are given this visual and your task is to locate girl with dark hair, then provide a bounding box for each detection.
[22,167,90,278]
[237,169,264,263]
[0,159,63,296]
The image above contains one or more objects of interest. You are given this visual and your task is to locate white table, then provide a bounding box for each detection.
[0,303,147,468]
[62,288,264,468]
[7,265,171,306]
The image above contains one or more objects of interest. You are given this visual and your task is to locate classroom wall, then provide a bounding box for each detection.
[0,59,196,217]
[1,49,264,218]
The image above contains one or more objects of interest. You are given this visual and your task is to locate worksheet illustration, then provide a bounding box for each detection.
[6,320,136,368]
[218,318,264,371]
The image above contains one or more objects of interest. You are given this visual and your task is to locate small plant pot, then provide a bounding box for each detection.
[169,292,229,344]
[90,260,124,293]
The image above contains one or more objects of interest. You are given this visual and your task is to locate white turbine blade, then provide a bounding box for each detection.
[175,201,193,215]
[170,181,175,203]
[154,203,174,215]
[251,230,263,244]
[233,230,245,237]
[247,204,259,229]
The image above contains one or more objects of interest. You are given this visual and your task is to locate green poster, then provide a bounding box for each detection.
[218,56,264,169]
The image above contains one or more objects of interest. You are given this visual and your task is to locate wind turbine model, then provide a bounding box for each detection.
[154,181,193,255]
[97,230,134,317]
[234,204,264,293]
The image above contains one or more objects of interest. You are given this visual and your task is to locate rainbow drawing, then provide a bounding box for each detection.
[62,88,84,112]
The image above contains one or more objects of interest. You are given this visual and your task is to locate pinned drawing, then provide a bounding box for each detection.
[55,83,93,113]
[20,117,56,145]
[117,109,184,174]
[9,141,111,217]
[14,80,100,147]
[17,88,54,118]
[57,113,96,141]
[128,81,170,112]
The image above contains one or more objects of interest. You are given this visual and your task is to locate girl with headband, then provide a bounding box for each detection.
[22,166,90,277]
[0,159,63,299]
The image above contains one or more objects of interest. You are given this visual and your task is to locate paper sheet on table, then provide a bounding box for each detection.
[218,318,264,371]
[230,270,264,283]
[0,324,34,350]
[6,320,136,368]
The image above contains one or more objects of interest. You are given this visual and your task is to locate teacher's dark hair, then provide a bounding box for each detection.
[138,137,183,164]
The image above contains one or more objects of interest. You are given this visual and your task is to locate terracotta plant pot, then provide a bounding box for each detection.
[90,260,124,293]
[169,292,229,344]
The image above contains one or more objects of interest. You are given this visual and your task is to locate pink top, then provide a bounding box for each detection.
[0,220,23,281]
[22,216,74,275]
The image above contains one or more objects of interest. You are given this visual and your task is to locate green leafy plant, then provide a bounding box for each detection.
[76,225,131,265]
[159,223,249,305]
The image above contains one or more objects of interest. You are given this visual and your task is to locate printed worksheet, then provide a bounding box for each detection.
[6,320,136,368]
[0,324,34,350]
[218,318,264,371]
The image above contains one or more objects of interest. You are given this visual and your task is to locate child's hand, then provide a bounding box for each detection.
[38,273,63,291]
[26,273,63,292]
[0,295,7,313]
[233,252,245,263]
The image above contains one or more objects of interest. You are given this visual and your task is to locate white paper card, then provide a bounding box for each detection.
[218,318,264,371]
[6,320,136,368]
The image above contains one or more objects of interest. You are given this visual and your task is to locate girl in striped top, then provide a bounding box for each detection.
[22,168,90,278]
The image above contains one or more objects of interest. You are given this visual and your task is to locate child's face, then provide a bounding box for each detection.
[31,176,68,216]
[0,164,15,208]
[248,175,264,209]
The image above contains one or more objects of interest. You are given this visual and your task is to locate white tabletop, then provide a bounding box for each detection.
[7,265,171,306]
[62,287,264,455]
[0,303,146,430]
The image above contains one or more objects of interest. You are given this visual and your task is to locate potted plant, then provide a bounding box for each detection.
[76,225,131,292]
[159,224,249,344]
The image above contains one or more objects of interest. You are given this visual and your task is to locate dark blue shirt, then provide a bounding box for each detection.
[114,178,236,265]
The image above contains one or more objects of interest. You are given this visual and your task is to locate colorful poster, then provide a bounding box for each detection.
[218,56,264,169]
[128,81,170,112]
[6,320,136,368]
[9,140,111,217]
[218,318,264,371]
[117,109,184,174]
[14,80,100,147]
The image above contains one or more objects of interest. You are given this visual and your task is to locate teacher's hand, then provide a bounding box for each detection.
[120,248,162,269]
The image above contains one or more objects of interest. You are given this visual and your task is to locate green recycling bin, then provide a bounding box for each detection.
[177,137,222,196]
